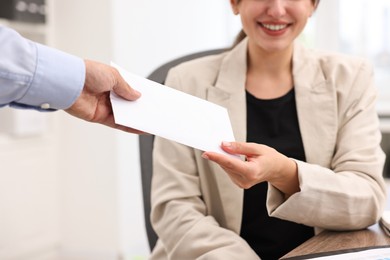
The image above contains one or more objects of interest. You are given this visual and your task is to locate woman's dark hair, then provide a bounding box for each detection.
[232,0,321,47]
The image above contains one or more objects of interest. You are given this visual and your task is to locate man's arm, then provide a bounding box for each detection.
[0,25,142,133]
[0,25,85,110]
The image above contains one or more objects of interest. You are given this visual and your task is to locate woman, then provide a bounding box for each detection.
[150,0,387,259]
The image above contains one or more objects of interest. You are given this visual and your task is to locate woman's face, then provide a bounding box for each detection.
[231,0,315,53]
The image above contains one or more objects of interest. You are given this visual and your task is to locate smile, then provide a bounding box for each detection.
[260,23,288,31]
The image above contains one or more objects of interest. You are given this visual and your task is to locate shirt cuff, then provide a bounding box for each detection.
[16,42,85,110]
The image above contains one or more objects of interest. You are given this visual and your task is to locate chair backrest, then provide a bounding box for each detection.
[139,48,226,251]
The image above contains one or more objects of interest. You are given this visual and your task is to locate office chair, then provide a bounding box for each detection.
[139,48,226,251]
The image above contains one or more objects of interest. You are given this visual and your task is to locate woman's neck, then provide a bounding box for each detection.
[247,42,293,74]
[245,42,294,99]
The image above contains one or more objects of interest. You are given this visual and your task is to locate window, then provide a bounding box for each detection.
[340,0,390,104]
[302,0,390,110]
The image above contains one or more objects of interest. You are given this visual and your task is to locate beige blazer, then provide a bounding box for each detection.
[150,38,387,260]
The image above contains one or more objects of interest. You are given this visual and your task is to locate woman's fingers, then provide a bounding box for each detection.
[220,141,266,158]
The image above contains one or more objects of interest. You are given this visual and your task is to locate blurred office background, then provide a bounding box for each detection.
[0,0,389,259]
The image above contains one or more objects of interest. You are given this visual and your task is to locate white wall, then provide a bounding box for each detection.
[312,0,340,52]
[49,1,123,259]
[111,0,238,76]
[0,113,61,260]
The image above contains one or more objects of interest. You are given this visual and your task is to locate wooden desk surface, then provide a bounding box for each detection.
[281,224,390,259]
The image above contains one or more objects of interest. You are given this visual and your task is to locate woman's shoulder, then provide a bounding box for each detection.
[294,44,375,96]
[167,50,229,81]
[163,50,231,97]
[301,45,373,73]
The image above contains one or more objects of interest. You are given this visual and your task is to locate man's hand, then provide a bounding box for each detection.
[65,60,143,134]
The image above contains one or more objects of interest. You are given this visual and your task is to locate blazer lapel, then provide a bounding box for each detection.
[293,43,337,166]
[203,39,249,233]
[209,38,249,143]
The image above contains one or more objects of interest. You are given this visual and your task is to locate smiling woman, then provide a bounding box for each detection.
[149,0,387,259]
[232,0,320,46]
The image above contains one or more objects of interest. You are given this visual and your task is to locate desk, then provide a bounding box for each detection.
[281,224,390,259]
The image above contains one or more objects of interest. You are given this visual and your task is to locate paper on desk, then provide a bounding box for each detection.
[110,63,236,155]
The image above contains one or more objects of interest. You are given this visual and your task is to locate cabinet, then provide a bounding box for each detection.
[0,0,45,23]
[0,0,46,42]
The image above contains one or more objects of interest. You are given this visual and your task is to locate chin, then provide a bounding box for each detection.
[259,43,293,54]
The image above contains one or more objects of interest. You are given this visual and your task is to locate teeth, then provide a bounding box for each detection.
[262,23,287,31]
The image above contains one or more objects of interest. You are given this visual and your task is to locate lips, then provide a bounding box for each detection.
[260,23,288,31]
[257,22,291,36]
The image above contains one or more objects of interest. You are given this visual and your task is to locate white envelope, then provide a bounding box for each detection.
[110,63,236,155]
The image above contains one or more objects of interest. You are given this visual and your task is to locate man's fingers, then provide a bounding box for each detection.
[114,82,141,101]
[112,68,141,101]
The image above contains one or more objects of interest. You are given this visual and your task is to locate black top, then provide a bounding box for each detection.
[240,89,314,260]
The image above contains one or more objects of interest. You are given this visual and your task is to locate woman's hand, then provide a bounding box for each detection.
[202,141,300,197]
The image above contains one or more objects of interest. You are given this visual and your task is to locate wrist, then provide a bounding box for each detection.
[270,156,300,198]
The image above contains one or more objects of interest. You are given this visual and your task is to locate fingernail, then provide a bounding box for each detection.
[134,89,141,97]
[202,153,209,160]
[222,141,232,147]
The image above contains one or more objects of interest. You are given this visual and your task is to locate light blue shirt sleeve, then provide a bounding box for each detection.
[0,26,85,110]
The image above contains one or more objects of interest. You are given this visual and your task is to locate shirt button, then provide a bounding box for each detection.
[40,103,51,109]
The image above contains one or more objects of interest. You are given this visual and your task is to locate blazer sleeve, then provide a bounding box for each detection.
[150,69,259,260]
[266,60,387,231]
